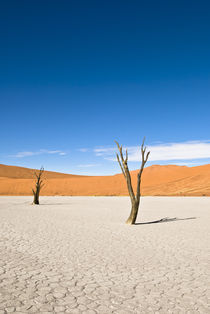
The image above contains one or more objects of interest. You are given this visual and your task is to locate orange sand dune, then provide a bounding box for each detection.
[0,164,210,196]
[0,164,80,179]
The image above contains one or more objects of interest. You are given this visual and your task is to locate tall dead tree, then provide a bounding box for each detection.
[32,167,44,205]
[115,138,150,225]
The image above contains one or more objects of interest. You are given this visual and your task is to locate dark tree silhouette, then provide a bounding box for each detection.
[32,167,44,205]
[115,138,150,224]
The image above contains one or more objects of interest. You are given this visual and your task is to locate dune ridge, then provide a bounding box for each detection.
[0,163,210,196]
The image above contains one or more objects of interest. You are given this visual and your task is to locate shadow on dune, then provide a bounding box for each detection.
[135,217,197,225]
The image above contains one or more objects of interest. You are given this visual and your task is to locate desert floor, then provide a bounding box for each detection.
[0,197,209,314]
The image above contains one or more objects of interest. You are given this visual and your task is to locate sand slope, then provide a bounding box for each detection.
[0,163,210,196]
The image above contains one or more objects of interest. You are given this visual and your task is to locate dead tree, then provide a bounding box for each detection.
[115,138,150,224]
[32,167,44,205]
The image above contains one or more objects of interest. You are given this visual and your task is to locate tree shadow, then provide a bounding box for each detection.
[135,217,197,225]
[39,203,72,206]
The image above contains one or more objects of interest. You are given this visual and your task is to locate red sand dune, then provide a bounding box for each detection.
[0,163,210,196]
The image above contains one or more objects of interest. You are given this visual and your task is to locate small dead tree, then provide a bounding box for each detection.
[115,138,150,224]
[32,167,44,205]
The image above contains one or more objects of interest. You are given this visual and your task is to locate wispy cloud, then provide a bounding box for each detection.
[94,147,115,156]
[57,152,67,156]
[13,151,40,158]
[11,149,67,158]
[77,163,100,168]
[94,140,210,162]
[78,148,89,152]
[167,161,202,167]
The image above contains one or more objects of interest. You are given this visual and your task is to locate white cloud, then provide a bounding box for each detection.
[168,161,201,166]
[94,140,210,162]
[12,151,41,158]
[78,148,89,152]
[141,141,210,161]
[42,150,61,154]
[11,149,67,158]
[59,152,67,156]
[77,163,100,168]
[94,147,115,156]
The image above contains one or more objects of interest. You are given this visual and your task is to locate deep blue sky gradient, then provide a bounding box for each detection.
[1,0,210,174]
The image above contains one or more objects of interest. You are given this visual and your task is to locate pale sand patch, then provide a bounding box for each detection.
[0,196,209,313]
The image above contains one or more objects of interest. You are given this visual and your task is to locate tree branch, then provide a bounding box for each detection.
[136,138,150,201]
[116,153,126,178]
[115,140,135,202]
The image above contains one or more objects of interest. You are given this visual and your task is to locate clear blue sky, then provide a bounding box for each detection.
[1,0,210,175]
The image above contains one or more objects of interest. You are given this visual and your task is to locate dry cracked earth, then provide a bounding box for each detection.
[0,196,209,314]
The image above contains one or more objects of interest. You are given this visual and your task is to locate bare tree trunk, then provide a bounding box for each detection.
[32,186,40,204]
[115,138,150,225]
[126,201,139,224]
[32,167,44,205]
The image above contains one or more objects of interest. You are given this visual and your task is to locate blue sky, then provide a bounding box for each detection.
[1,0,210,175]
